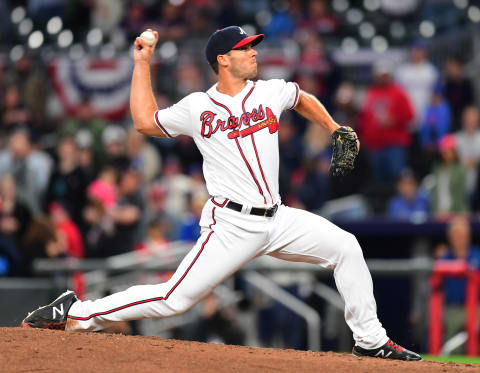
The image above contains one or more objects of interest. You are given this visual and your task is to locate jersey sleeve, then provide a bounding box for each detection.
[270,79,300,111]
[153,94,193,138]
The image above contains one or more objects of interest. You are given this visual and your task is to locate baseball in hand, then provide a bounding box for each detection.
[140,31,155,46]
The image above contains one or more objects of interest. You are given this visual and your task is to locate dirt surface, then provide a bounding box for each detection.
[1,328,479,373]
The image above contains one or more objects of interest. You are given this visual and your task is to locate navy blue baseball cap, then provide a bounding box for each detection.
[205,26,264,66]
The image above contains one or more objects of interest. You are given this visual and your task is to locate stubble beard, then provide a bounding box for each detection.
[247,65,258,79]
[231,63,257,81]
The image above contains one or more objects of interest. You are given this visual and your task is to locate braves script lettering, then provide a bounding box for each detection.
[201,105,278,139]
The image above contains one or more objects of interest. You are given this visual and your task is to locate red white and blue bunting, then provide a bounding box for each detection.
[48,55,133,121]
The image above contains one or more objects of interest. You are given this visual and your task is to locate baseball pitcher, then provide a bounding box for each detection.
[22,26,420,361]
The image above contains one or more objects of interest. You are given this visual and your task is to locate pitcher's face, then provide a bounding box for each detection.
[225,43,258,80]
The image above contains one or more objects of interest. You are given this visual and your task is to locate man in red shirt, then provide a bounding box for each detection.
[360,60,415,182]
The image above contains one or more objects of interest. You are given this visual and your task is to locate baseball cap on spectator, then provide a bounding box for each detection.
[102,125,126,145]
[205,26,264,66]
[438,134,456,151]
[87,179,116,209]
[411,39,427,50]
[373,59,394,76]
[75,129,93,149]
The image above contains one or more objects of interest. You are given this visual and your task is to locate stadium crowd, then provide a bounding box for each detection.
[0,0,478,280]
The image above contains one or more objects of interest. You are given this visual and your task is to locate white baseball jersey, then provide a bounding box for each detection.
[153,79,299,207]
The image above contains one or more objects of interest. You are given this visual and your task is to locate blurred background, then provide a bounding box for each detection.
[1,0,480,358]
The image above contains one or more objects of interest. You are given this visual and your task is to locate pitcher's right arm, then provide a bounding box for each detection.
[130,29,167,138]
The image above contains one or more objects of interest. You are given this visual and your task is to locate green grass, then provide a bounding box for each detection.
[421,355,480,364]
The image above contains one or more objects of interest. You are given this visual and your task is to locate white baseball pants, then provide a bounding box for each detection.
[67,199,388,349]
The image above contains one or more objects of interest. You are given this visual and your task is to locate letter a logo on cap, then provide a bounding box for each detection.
[238,27,247,35]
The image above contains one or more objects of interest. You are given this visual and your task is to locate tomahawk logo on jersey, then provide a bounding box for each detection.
[153,79,299,207]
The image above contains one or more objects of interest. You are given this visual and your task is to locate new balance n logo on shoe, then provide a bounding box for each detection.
[21,290,78,330]
[352,340,421,361]
[374,349,393,358]
[52,304,64,318]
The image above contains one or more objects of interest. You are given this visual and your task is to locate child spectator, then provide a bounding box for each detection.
[386,169,430,222]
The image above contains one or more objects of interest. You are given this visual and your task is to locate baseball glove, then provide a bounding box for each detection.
[329,126,359,177]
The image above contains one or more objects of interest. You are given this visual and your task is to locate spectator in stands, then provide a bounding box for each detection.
[0,173,32,252]
[434,216,480,354]
[48,202,85,259]
[294,31,341,111]
[122,1,147,42]
[0,128,53,216]
[386,169,430,222]
[359,60,414,182]
[332,82,358,127]
[430,134,469,221]
[0,235,22,277]
[108,169,144,255]
[183,6,211,40]
[87,166,118,212]
[45,136,90,228]
[395,40,439,130]
[61,96,107,171]
[7,54,48,132]
[75,130,96,180]
[175,58,207,99]
[83,169,145,257]
[278,115,303,200]
[290,154,330,211]
[330,82,371,199]
[144,182,179,242]
[22,216,66,276]
[262,0,295,40]
[137,217,170,256]
[444,56,474,131]
[178,293,245,346]
[102,124,130,171]
[126,128,162,183]
[0,85,31,134]
[296,0,339,36]
[171,134,204,172]
[454,106,480,194]
[160,157,202,221]
[156,2,188,42]
[90,0,124,36]
[417,83,451,177]
[0,173,31,276]
[83,166,118,257]
[178,192,207,242]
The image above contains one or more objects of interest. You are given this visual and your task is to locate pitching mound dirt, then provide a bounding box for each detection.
[1,327,479,373]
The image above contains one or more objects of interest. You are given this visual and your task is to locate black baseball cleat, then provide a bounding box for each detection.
[352,340,422,361]
[21,290,78,330]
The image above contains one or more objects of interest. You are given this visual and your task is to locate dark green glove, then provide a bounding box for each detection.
[329,126,359,177]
